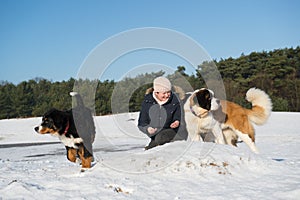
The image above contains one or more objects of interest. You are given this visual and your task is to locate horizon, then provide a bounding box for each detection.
[0,45,298,85]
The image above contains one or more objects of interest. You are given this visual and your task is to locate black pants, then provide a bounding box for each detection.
[145,129,177,150]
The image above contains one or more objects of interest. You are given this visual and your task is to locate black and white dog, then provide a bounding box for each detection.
[34,92,96,169]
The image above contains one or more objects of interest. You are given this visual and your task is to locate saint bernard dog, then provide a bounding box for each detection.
[34,92,96,170]
[184,88,272,153]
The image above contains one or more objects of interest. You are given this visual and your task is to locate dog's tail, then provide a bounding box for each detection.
[70,91,96,152]
[246,88,272,125]
[70,92,84,107]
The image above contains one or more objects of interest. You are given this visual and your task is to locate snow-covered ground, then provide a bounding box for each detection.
[0,112,299,199]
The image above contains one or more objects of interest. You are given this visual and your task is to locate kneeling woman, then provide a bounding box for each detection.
[138,76,183,150]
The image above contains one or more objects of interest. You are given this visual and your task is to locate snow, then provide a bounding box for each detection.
[0,112,299,199]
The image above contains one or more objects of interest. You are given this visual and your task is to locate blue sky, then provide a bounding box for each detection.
[1,0,299,84]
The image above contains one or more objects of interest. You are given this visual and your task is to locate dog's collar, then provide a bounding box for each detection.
[190,106,199,117]
[63,120,70,135]
[190,106,208,118]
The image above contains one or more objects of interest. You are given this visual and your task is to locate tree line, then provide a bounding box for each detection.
[0,46,299,119]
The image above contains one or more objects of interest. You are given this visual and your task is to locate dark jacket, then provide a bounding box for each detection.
[138,92,181,137]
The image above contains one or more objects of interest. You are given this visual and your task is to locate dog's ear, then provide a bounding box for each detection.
[50,111,69,131]
[189,92,197,106]
[189,90,204,106]
[193,89,212,111]
[44,108,58,117]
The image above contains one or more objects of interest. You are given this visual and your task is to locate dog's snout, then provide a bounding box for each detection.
[34,126,39,132]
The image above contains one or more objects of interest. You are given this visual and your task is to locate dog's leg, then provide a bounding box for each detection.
[194,133,202,141]
[223,128,238,146]
[66,147,78,163]
[212,124,225,144]
[186,122,198,141]
[78,145,92,168]
[234,130,259,154]
[185,113,203,142]
[187,128,202,141]
[81,156,93,169]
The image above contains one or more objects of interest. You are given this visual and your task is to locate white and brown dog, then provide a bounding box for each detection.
[184,88,272,153]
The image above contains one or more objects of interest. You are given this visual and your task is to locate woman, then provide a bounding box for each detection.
[138,76,183,150]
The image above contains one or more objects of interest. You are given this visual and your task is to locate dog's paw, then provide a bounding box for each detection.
[80,168,89,173]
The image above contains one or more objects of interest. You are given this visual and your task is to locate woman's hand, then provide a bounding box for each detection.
[170,120,180,129]
[147,127,157,135]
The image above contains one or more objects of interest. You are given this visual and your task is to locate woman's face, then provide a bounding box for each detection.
[154,91,171,102]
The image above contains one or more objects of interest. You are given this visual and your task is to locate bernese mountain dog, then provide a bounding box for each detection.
[34,92,96,170]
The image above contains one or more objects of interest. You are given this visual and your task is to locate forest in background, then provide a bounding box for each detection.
[0,46,299,119]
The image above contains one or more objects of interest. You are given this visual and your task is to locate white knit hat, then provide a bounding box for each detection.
[153,77,172,92]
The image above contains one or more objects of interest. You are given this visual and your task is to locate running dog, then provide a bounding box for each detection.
[34,92,96,169]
